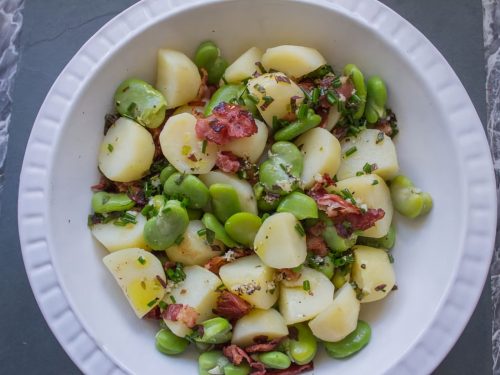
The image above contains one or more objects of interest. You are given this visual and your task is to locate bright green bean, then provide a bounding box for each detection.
[209,184,242,223]
[286,323,317,365]
[321,217,357,252]
[257,351,291,369]
[343,64,367,119]
[155,328,189,356]
[224,212,262,247]
[277,192,318,219]
[91,191,135,213]
[164,173,209,209]
[207,56,229,85]
[390,175,433,218]
[159,164,177,185]
[204,84,245,116]
[332,269,347,289]
[198,351,230,375]
[358,224,396,249]
[202,213,239,247]
[364,76,387,124]
[324,320,371,358]
[195,317,232,344]
[274,108,321,141]
[143,200,189,250]
[224,363,251,375]
[114,78,167,128]
[308,254,334,279]
[194,41,219,69]
[141,195,165,219]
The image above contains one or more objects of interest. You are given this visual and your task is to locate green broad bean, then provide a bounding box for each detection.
[324,320,371,358]
[274,108,321,141]
[332,269,347,289]
[155,328,189,355]
[159,164,177,185]
[224,363,250,375]
[358,224,396,249]
[91,191,135,213]
[390,175,433,218]
[343,64,367,119]
[277,191,318,219]
[241,93,259,117]
[141,195,165,219]
[322,219,357,252]
[209,184,242,223]
[364,76,387,124]
[195,317,232,344]
[194,341,214,352]
[194,41,219,69]
[202,213,239,247]
[198,351,230,375]
[204,84,245,116]
[257,351,291,369]
[224,212,262,247]
[259,141,303,195]
[206,56,229,85]
[187,208,203,220]
[143,200,189,250]
[286,323,317,365]
[308,254,334,279]
[114,78,167,128]
[164,173,209,210]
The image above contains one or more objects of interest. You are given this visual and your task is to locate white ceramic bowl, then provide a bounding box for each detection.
[18,0,496,374]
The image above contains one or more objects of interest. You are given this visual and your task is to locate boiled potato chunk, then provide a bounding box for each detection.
[165,220,223,266]
[294,127,341,188]
[163,265,222,337]
[261,45,326,78]
[352,245,396,303]
[159,113,217,174]
[334,174,393,238]
[98,117,155,182]
[220,119,268,162]
[199,171,257,214]
[103,248,166,318]
[279,267,335,325]
[324,106,341,131]
[337,129,399,181]
[254,213,307,269]
[91,212,148,252]
[247,72,304,126]
[156,49,201,109]
[232,308,288,347]
[219,255,278,309]
[308,283,360,342]
[224,47,263,83]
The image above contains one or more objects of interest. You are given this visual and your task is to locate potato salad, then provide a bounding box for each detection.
[88,42,433,374]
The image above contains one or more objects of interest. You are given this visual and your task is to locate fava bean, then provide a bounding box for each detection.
[207,56,229,85]
[364,76,387,124]
[155,328,189,355]
[358,224,396,249]
[91,191,135,213]
[390,175,433,218]
[257,351,291,369]
[277,192,318,220]
[199,351,229,375]
[224,212,262,247]
[343,64,367,119]
[324,320,371,358]
[286,323,317,365]
[204,84,245,116]
[321,217,357,252]
[274,108,321,141]
[159,164,177,185]
[143,200,189,250]
[164,173,209,210]
[202,213,239,248]
[224,363,251,375]
[114,78,167,128]
[332,268,349,289]
[308,254,334,279]
[209,184,242,223]
[194,41,219,69]
[195,317,232,344]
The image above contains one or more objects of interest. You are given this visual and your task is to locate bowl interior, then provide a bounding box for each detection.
[48,1,464,373]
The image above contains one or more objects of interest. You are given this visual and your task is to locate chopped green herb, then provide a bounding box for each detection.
[333,253,355,267]
[166,263,186,283]
[303,280,311,291]
[311,88,320,103]
[180,197,190,208]
[137,256,146,265]
[147,298,159,307]
[345,146,357,157]
[297,103,308,120]
[247,93,260,103]
[197,228,207,237]
[174,235,184,245]
[363,162,373,174]
[158,300,168,310]
[260,95,274,111]
[326,91,337,105]
[356,171,364,176]
[292,265,303,273]
[114,212,137,226]
[255,61,267,74]
[387,252,395,263]
[205,228,215,245]
[201,140,208,154]
[376,131,385,144]
[372,180,379,186]
[253,83,266,93]
[170,295,177,303]
[295,223,305,237]
[340,188,355,203]
[107,143,114,152]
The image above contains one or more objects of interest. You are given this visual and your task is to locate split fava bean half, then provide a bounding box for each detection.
[364,76,387,124]
[195,317,232,344]
[143,200,189,250]
[209,183,242,223]
[159,164,177,185]
[324,320,371,359]
[224,212,262,247]
[257,351,291,369]
[163,172,210,209]
[194,41,228,85]
[277,191,318,220]
[286,322,318,365]
[114,78,167,128]
[343,64,367,120]
[202,213,239,248]
[155,328,190,355]
[91,191,135,213]
[390,175,433,218]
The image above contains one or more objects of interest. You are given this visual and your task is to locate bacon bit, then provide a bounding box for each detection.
[194,68,217,103]
[187,153,198,162]
[278,268,302,281]
[276,75,291,84]
[156,275,167,288]
[204,248,252,274]
[252,335,270,344]
[163,261,176,271]
[195,103,257,145]
[213,291,252,320]
[332,125,349,141]
[223,345,253,365]
[281,111,298,122]
[91,174,114,192]
[307,220,325,237]
[216,151,241,173]
[250,362,267,375]
[315,193,361,217]
[163,304,199,328]
[114,181,147,206]
[288,326,299,341]
[104,113,120,135]
[143,306,162,320]
[374,121,393,137]
[298,80,315,93]
[306,235,329,257]
[245,337,285,353]
[335,77,355,101]
[334,208,385,238]
[187,100,206,107]
[268,362,314,375]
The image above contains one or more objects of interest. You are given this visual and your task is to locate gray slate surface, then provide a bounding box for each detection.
[0,0,491,374]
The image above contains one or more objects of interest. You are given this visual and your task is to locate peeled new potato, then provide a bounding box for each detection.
[254,212,307,269]
[160,113,217,174]
[163,265,222,337]
[261,45,327,78]
[165,220,223,266]
[156,48,201,109]
[199,171,257,214]
[309,283,360,342]
[232,308,288,347]
[91,213,148,252]
[103,248,166,318]
[98,117,155,182]
[219,255,278,309]
[224,46,263,83]
[220,119,268,162]
[294,127,341,188]
[337,129,399,181]
[279,267,335,325]
[352,245,396,303]
[334,174,393,238]
[247,72,304,126]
